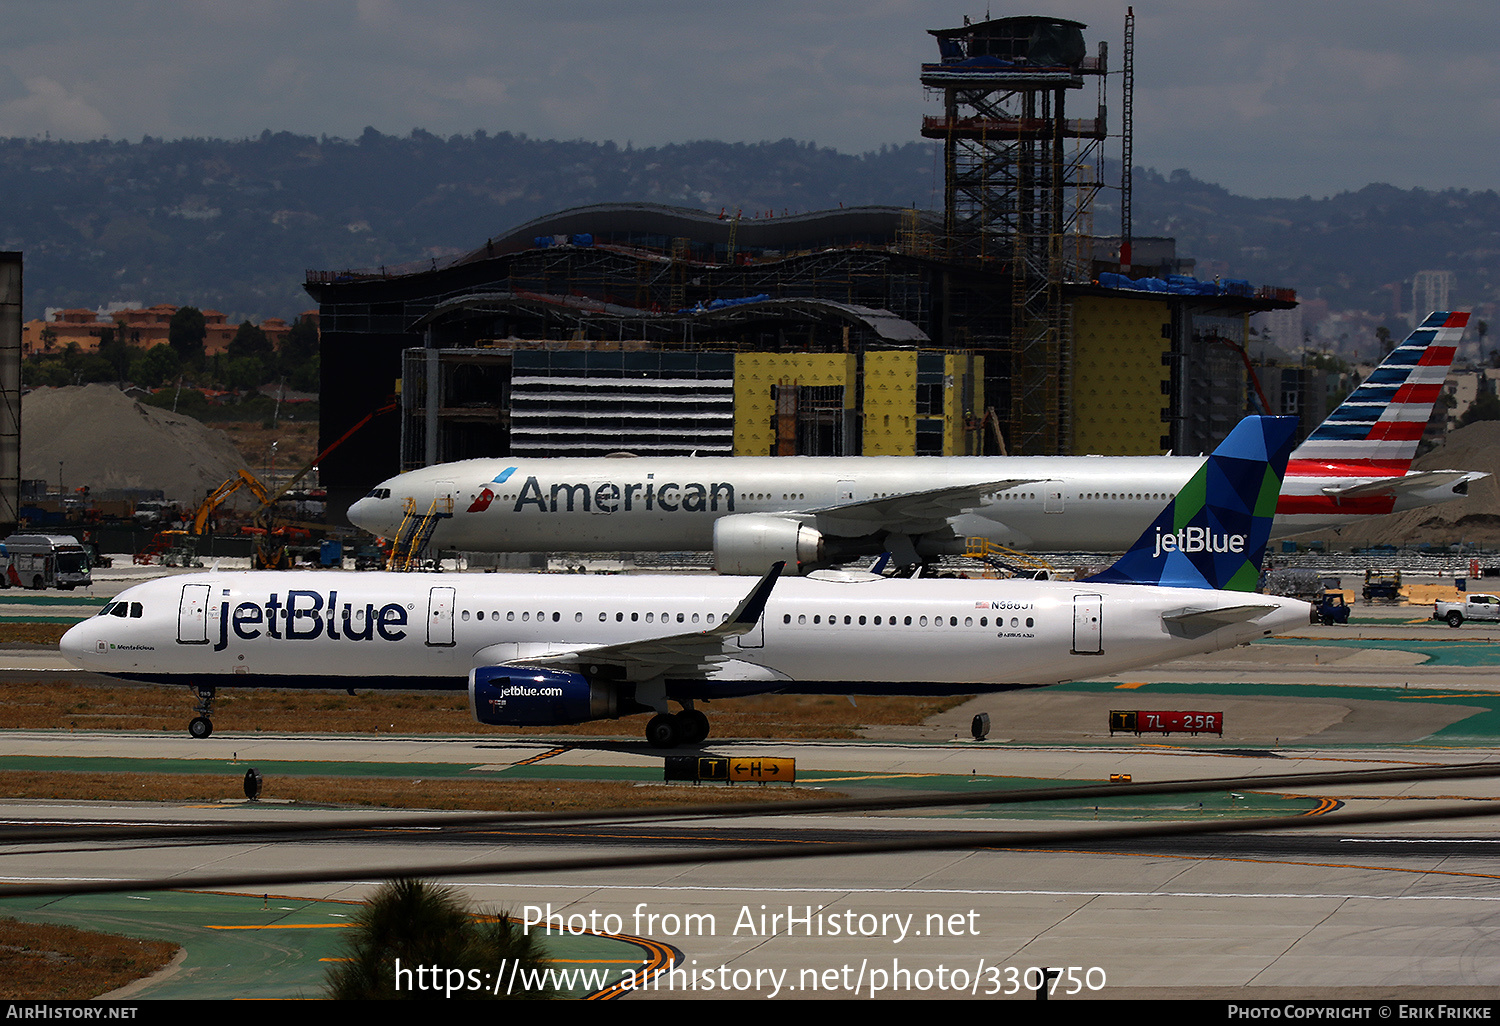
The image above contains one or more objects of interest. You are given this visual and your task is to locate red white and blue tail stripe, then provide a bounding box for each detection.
[1287,311,1467,479]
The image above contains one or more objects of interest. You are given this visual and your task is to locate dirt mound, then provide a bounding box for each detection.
[1288,420,1500,549]
[23,384,250,504]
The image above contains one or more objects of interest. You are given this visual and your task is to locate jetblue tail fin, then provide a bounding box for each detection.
[1086,416,1298,592]
[1289,311,1468,476]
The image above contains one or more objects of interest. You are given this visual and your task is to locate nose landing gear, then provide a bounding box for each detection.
[188,686,215,738]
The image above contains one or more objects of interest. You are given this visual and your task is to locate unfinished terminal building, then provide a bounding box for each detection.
[305,15,1295,516]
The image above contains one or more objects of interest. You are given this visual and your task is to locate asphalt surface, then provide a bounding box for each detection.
[5,574,1500,1001]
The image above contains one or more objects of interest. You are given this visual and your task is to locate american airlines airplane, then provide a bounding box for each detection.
[62,418,1309,747]
[347,311,1480,575]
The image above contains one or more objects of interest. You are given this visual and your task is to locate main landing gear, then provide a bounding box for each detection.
[188,686,215,739]
[645,708,710,749]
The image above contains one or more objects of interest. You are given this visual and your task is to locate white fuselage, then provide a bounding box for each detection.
[61,570,1308,698]
[347,455,1474,555]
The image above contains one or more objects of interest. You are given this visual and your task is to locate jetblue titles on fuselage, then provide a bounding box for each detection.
[211,590,409,651]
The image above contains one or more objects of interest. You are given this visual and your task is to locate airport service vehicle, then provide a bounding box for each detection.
[62,418,1309,746]
[1314,591,1350,626]
[1433,594,1500,628]
[347,313,1481,574]
[1363,569,1403,603]
[2,534,91,590]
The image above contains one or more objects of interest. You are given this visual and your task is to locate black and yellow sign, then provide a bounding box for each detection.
[730,757,795,784]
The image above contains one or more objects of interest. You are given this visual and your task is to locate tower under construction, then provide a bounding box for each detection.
[923,15,1106,454]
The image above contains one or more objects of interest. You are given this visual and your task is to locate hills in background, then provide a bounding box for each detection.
[1,129,1495,344]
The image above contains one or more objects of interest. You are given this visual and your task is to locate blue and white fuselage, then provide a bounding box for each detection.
[62,570,1305,697]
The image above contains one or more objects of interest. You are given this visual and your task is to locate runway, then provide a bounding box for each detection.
[3,729,1500,1000]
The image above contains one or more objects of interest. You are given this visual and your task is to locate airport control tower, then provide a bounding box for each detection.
[922,15,1106,454]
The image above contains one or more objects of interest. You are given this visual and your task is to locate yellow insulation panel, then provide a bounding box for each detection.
[1071,295,1172,455]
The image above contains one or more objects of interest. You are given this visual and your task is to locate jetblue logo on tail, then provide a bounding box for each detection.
[1151,528,1246,559]
[1087,416,1298,593]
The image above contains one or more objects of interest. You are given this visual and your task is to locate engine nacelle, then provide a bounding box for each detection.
[713,514,826,576]
[469,666,619,726]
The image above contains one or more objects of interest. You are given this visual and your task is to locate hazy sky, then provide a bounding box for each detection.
[0,1,1494,199]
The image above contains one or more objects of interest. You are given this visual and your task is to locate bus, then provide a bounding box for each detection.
[3,534,92,590]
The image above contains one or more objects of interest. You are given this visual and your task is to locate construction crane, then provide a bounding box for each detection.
[164,398,398,569]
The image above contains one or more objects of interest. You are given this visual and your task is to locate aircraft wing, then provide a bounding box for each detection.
[507,562,783,678]
[1161,603,1289,640]
[1321,470,1487,501]
[803,478,1035,533]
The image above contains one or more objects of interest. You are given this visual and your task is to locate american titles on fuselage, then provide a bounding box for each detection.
[473,472,737,516]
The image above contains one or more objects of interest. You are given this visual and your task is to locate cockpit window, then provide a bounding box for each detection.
[364,488,392,499]
[98,601,142,618]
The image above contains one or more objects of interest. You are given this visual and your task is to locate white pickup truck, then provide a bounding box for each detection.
[1433,594,1500,627]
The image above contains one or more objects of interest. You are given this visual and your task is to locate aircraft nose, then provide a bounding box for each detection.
[59,619,100,669]
[347,495,391,535]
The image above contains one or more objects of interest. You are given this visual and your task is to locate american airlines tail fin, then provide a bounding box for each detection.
[1288,311,1468,477]
[1086,416,1298,592]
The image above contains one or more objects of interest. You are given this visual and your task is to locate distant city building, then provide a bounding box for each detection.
[22,304,314,359]
[1411,271,1456,329]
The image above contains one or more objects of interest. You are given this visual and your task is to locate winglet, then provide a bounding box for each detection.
[726,561,784,628]
[1084,416,1298,592]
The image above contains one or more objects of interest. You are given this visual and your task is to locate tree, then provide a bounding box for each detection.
[227,320,273,361]
[95,321,139,381]
[325,878,555,1000]
[168,306,207,367]
[1459,391,1500,427]
[129,344,181,388]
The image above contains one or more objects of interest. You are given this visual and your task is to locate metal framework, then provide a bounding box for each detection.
[922,16,1107,454]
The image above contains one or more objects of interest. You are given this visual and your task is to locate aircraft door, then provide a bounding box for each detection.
[1045,487,1065,513]
[427,586,456,646]
[837,481,856,502]
[434,480,456,514]
[1072,593,1102,655]
[177,584,211,644]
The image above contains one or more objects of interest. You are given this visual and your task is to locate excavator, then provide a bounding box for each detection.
[142,399,397,569]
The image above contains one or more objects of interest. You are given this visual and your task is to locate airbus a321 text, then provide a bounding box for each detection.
[348,311,1480,574]
[63,417,1309,747]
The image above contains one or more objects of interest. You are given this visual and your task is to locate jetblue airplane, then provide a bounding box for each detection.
[62,418,1309,747]
[347,312,1481,574]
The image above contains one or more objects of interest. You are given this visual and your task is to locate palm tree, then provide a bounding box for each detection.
[325,877,556,1000]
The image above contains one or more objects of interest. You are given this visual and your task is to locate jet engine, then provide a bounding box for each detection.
[469,666,619,726]
[713,514,827,576]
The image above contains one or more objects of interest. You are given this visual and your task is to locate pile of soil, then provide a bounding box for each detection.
[23,384,250,505]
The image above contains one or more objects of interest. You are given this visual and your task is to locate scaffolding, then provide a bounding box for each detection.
[922,15,1106,454]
